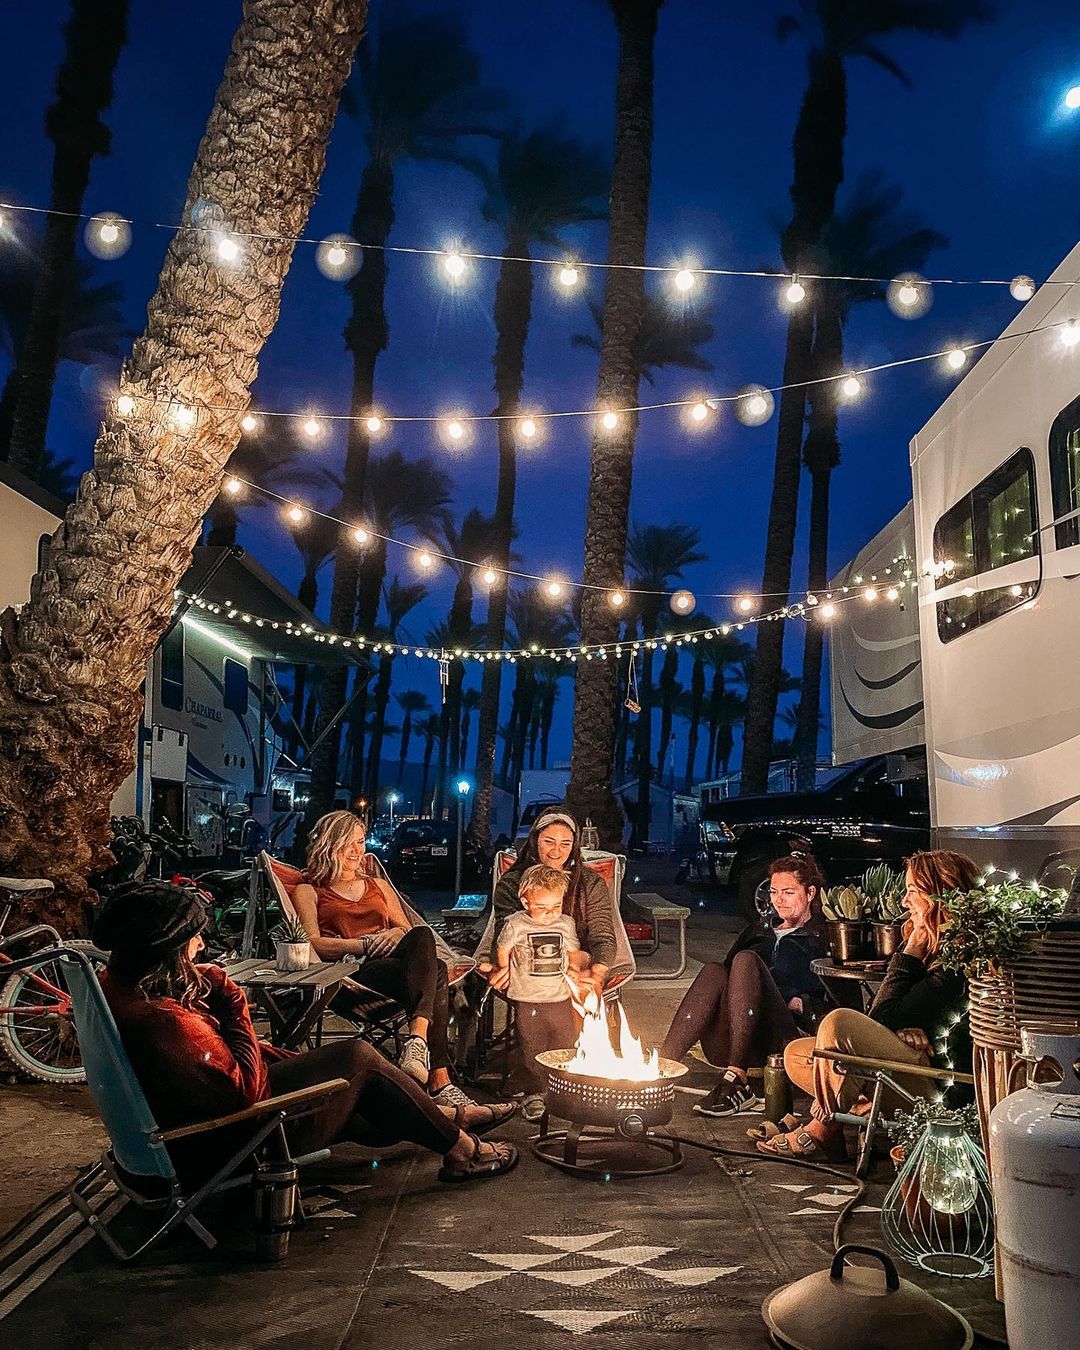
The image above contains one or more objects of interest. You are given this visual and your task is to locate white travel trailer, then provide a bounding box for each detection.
[833,237,1080,876]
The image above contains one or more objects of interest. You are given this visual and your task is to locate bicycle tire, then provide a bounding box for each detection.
[0,940,103,1085]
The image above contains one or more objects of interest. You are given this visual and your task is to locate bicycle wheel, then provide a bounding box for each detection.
[0,940,102,1084]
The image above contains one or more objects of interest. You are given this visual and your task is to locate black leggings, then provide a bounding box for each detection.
[269,1038,459,1156]
[337,926,450,1070]
[661,950,798,1069]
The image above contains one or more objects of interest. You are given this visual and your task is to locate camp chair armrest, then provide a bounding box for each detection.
[156,1077,350,1142]
[812,1047,974,1085]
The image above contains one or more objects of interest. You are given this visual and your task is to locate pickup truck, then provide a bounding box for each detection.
[701,757,930,912]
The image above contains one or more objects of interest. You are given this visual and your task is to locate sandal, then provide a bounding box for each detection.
[746,1112,803,1142]
[756,1126,847,1161]
[439,1134,519,1184]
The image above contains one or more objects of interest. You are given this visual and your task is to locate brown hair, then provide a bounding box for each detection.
[305,810,365,887]
[903,849,980,957]
[768,853,826,915]
[519,864,570,905]
[505,808,595,933]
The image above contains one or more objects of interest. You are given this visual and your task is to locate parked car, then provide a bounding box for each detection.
[385,818,488,887]
[363,815,396,862]
[701,757,930,913]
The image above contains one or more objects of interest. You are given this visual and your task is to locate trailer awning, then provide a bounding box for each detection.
[177,546,361,667]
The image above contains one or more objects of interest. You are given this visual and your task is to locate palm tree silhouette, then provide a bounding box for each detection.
[395,690,432,787]
[365,578,428,804]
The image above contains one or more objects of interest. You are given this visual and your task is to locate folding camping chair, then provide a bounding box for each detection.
[811,1046,976,1178]
[257,851,474,1057]
[2,943,346,1264]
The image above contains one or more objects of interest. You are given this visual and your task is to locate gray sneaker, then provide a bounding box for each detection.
[398,1035,430,1085]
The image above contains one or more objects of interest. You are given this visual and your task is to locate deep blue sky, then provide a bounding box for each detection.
[5,0,1080,774]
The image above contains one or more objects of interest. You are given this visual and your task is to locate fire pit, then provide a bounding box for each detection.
[532,999,687,1179]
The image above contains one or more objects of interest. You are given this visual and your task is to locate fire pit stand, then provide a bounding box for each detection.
[531,1050,688,1179]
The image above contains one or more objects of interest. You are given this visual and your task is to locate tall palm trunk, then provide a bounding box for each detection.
[656,644,678,782]
[634,645,656,847]
[397,712,414,785]
[364,652,392,802]
[684,650,705,789]
[566,0,659,847]
[471,237,532,846]
[307,160,393,820]
[7,0,129,475]
[419,723,437,815]
[740,53,847,793]
[0,0,367,924]
[539,679,556,769]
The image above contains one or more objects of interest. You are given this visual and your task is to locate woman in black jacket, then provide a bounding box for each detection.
[759,849,979,1159]
[661,854,830,1117]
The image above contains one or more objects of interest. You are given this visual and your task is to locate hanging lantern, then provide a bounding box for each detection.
[670,588,695,615]
[881,1112,994,1279]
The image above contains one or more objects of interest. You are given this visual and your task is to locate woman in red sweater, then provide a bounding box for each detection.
[96,882,517,1185]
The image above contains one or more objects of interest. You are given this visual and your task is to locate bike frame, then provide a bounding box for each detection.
[0,916,74,1014]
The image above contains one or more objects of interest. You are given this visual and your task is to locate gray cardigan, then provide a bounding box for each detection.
[492,863,618,970]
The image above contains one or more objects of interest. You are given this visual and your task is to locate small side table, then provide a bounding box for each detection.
[811,957,886,1013]
[223,957,358,1049]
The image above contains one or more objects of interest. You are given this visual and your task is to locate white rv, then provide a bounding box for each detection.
[833,237,1080,876]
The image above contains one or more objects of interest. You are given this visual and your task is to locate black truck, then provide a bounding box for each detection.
[701,757,930,912]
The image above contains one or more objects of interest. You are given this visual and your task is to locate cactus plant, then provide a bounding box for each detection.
[861,864,906,922]
[821,884,866,921]
[272,913,309,946]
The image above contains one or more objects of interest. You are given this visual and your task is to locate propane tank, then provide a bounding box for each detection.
[988,1023,1080,1350]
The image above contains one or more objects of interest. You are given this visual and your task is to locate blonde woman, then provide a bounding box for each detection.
[758,849,979,1160]
[293,811,514,1130]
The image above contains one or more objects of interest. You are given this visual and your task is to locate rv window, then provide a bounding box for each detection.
[223,658,249,716]
[933,448,1039,643]
[1049,393,1080,551]
[160,624,184,711]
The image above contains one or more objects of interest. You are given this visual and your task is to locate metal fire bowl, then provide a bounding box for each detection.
[536,1050,688,1129]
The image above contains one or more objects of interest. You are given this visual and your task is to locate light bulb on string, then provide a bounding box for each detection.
[302,416,323,440]
[224,477,242,495]
[353,527,369,545]
[600,410,619,432]
[116,394,135,417]
[287,505,306,525]
[673,267,696,294]
[887,273,932,318]
[886,587,900,601]
[736,595,755,615]
[820,601,837,620]
[785,276,806,305]
[863,586,878,602]
[840,374,862,400]
[689,400,710,425]
[417,550,435,571]
[518,416,538,440]
[1010,275,1036,302]
[444,417,467,445]
[544,579,564,599]
[170,403,196,433]
[482,567,498,586]
[609,590,626,608]
[670,589,695,614]
[316,233,361,279]
[85,213,131,259]
[1067,85,1080,110]
[241,413,259,433]
[735,385,774,426]
[365,414,383,434]
[945,348,967,371]
[216,235,241,265]
[441,250,467,283]
[1061,322,1080,348]
[556,263,580,289]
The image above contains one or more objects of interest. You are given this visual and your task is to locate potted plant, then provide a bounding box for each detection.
[820,884,869,963]
[273,914,311,973]
[937,873,1070,978]
[861,863,907,959]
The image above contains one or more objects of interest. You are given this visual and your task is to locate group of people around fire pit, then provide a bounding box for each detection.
[92,795,978,1194]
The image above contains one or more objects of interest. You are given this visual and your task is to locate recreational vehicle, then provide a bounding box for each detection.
[833,236,1080,877]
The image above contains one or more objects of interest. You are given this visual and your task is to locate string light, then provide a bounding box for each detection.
[820,601,837,620]
[785,276,806,305]
[519,417,538,439]
[171,404,196,432]
[445,418,466,441]
[302,417,322,439]
[690,401,710,423]
[417,550,434,570]
[241,413,259,433]
[863,586,878,602]
[545,580,564,599]
[287,505,306,524]
[735,385,774,426]
[601,411,619,431]
[353,527,369,545]
[840,374,862,399]
[1061,321,1080,348]
[442,251,466,281]
[1067,86,1080,110]
[886,586,899,601]
[945,348,967,370]
[673,268,696,293]
[115,394,135,417]
[736,596,754,614]
[316,233,361,279]
[85,213,131,259]
[482,567,498,585]
[1010,275,1036,302]
[225,477,242,495]
[609,590,626,608]
[365,415,383,434]
[557,264,580,288]
[671,589,695,613]
[216,235,241,264]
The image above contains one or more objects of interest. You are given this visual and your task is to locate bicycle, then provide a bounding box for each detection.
[0,876,103,1085]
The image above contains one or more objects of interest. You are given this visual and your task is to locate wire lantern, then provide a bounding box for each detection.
[881,1113,995,1279]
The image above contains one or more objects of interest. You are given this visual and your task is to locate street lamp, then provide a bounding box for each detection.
[387,791,400,826]
[454,779,471,904]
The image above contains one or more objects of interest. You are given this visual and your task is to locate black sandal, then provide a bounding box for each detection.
[438,1135,519,1184]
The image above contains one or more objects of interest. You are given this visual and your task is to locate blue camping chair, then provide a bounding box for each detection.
[6,945,347,1263]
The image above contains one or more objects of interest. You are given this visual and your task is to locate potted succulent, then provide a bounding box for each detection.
[862,863,907,959]
[821,884,869,963]
[273,914,311,973]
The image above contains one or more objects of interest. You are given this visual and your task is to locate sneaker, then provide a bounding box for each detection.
[398,1035,430,1085]
[430,1082,476,1114]
[693,1072,762,1118]
[521,1093,546,1123]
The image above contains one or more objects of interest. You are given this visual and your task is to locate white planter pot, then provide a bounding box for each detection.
[275,941,311,973]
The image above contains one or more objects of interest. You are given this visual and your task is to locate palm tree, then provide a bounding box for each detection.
[205,422,329,547]
[283,503,340,757]
[416,712,442,817]
[793,174,945,786]
[564,0,668,847]
[310,8,502,824]
[459,686,482,767]
[395,690,431,786]
[470,123,608,850]
[572,294,715,384]
[0,0,368,923]
[1,253,129,459]
[625,523,706,846]
[701,634,753,780]
[739,0,992,794]
[365,578,428,804]
[6,0,129,477]
[503,588,577,789]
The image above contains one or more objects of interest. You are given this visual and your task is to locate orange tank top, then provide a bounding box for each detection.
[312,876,392,939]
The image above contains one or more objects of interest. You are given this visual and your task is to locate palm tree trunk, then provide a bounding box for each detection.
[540,681,555,770]
[741,53,847,794]
[566,0,659,847]
[0,0,367,925]
[307,159,395,821]
[397,712,413,786]
[685,652,705,789]
[635,646,656,848]
[7,0,129,475]
[364,653,392,803]
[419,725,438,815]
[470,235,532,848]
[656,645,678,782]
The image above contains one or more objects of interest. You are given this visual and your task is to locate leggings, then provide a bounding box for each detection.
[269,1038,459,1155]
[336,926,450,1070]
[661,950,799,1069]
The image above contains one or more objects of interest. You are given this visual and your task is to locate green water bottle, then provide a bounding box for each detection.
[763,1053,792,1124]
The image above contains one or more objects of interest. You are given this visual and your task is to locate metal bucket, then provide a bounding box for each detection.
[872,922,904,960]
[828,920,868,964]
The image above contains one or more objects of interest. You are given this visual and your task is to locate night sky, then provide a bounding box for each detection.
[4,0,1080,773]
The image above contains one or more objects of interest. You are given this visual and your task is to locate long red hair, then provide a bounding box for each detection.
[903,849,980,957]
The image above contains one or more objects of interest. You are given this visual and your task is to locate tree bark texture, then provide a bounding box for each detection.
[0,0,367,925]
[565,1,658,847]
[7,0,129,476]
[470,240,531,848]
[741,55,847,794]
[306,158,394,821]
